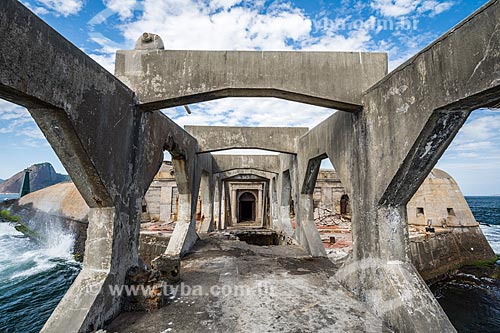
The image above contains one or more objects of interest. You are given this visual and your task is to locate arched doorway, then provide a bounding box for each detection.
[238,192,256,222]
[340,194,349,215]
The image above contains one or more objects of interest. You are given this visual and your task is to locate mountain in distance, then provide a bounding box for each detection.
[0,163,70,194]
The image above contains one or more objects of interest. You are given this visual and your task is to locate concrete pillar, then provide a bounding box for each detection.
[230,185,237,225]
[277,171,294,236]
[199,173,214,233]
[215,176,222,231]
[163,159,200,257]
[270,177,279,229]
[224,181,232,228]
[159,185,170,222]
[220,181,227,230]
[42,207,136,332]
[295,157,326,257]
[297,193,325,257]
[257,187,263,224]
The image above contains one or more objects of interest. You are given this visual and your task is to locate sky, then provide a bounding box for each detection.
[0,0,498,195]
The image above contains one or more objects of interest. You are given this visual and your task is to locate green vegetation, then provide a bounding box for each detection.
[470,255,499,267]
[0,209,20,222]
[0,210,44,242]
[14,222,42,241]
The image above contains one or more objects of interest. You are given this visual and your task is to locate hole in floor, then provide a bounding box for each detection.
[231,230,282,246]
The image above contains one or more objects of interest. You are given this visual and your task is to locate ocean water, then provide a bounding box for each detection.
[0,221,80,332]
[468,196,500,254]
[0,193,19,202]
[430,196,500,333]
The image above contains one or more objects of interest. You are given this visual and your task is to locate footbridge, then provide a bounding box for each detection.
[2,0,500,331]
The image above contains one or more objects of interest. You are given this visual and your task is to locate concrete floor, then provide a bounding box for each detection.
[106,236,392,333]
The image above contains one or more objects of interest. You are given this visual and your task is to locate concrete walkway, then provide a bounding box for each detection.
[106,237,392,332]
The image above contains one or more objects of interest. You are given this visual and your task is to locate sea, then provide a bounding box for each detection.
[0,194,499,332]
[430,196,500,333]
[0,194,81,333]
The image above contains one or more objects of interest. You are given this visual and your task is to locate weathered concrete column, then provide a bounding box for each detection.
[261,182,268,228]
[42,208,128,332]
[164,159,200,257]
[297,193,326,257]
[159,185,170,222]
[269,177,278,229]
[294,156,327,257]
[224,181,232,227]
[0,2,195,329]
[230,185,238,224]
[199,173,214,233]
[214,176,222,231]
[276,170,294,236]
[220,181,227,230]
[257,187,263,224]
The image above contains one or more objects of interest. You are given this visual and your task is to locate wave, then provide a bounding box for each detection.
[479,224,500,254]
[0,221,81,332]
[0,221,76,281]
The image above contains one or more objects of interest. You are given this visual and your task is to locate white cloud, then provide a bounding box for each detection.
[0,99,47,144]
[451,112,500,148]
[36,0,84,16]
[162,98,335,129]
[88,53,116,73]
[104,0,138,20]
[371,0,454,17]
[418,1,454,17]
[371,0,421,17]
[116,0,312,50]
[437,109,500,194]
[21,1,50,16]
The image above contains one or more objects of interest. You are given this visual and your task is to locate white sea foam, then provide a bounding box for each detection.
[0,221,75,280]
[480,224,500,255]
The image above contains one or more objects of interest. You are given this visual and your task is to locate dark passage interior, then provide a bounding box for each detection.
[238,192,256,222]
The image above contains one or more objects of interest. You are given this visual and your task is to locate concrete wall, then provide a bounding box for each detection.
[143,162,177,222]
[410,227,496,281]
[314,170,350,215]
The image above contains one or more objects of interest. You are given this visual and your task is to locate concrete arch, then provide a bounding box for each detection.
[212,155,281,174]
[186,126,308,154]
[116,49,388,112]
[217,169,277,181]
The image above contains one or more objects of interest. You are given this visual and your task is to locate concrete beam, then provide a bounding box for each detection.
[212,155,280,174]
[115,49,388,112]
[185,126,308,154]
[216,169,277,181]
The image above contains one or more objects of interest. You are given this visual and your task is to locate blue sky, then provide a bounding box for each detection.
[0,0,499,195]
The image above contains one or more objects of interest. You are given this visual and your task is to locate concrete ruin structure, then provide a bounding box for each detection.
[1,0,500,331]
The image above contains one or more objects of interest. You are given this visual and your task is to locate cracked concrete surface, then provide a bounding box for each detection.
[106,237,393,333]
